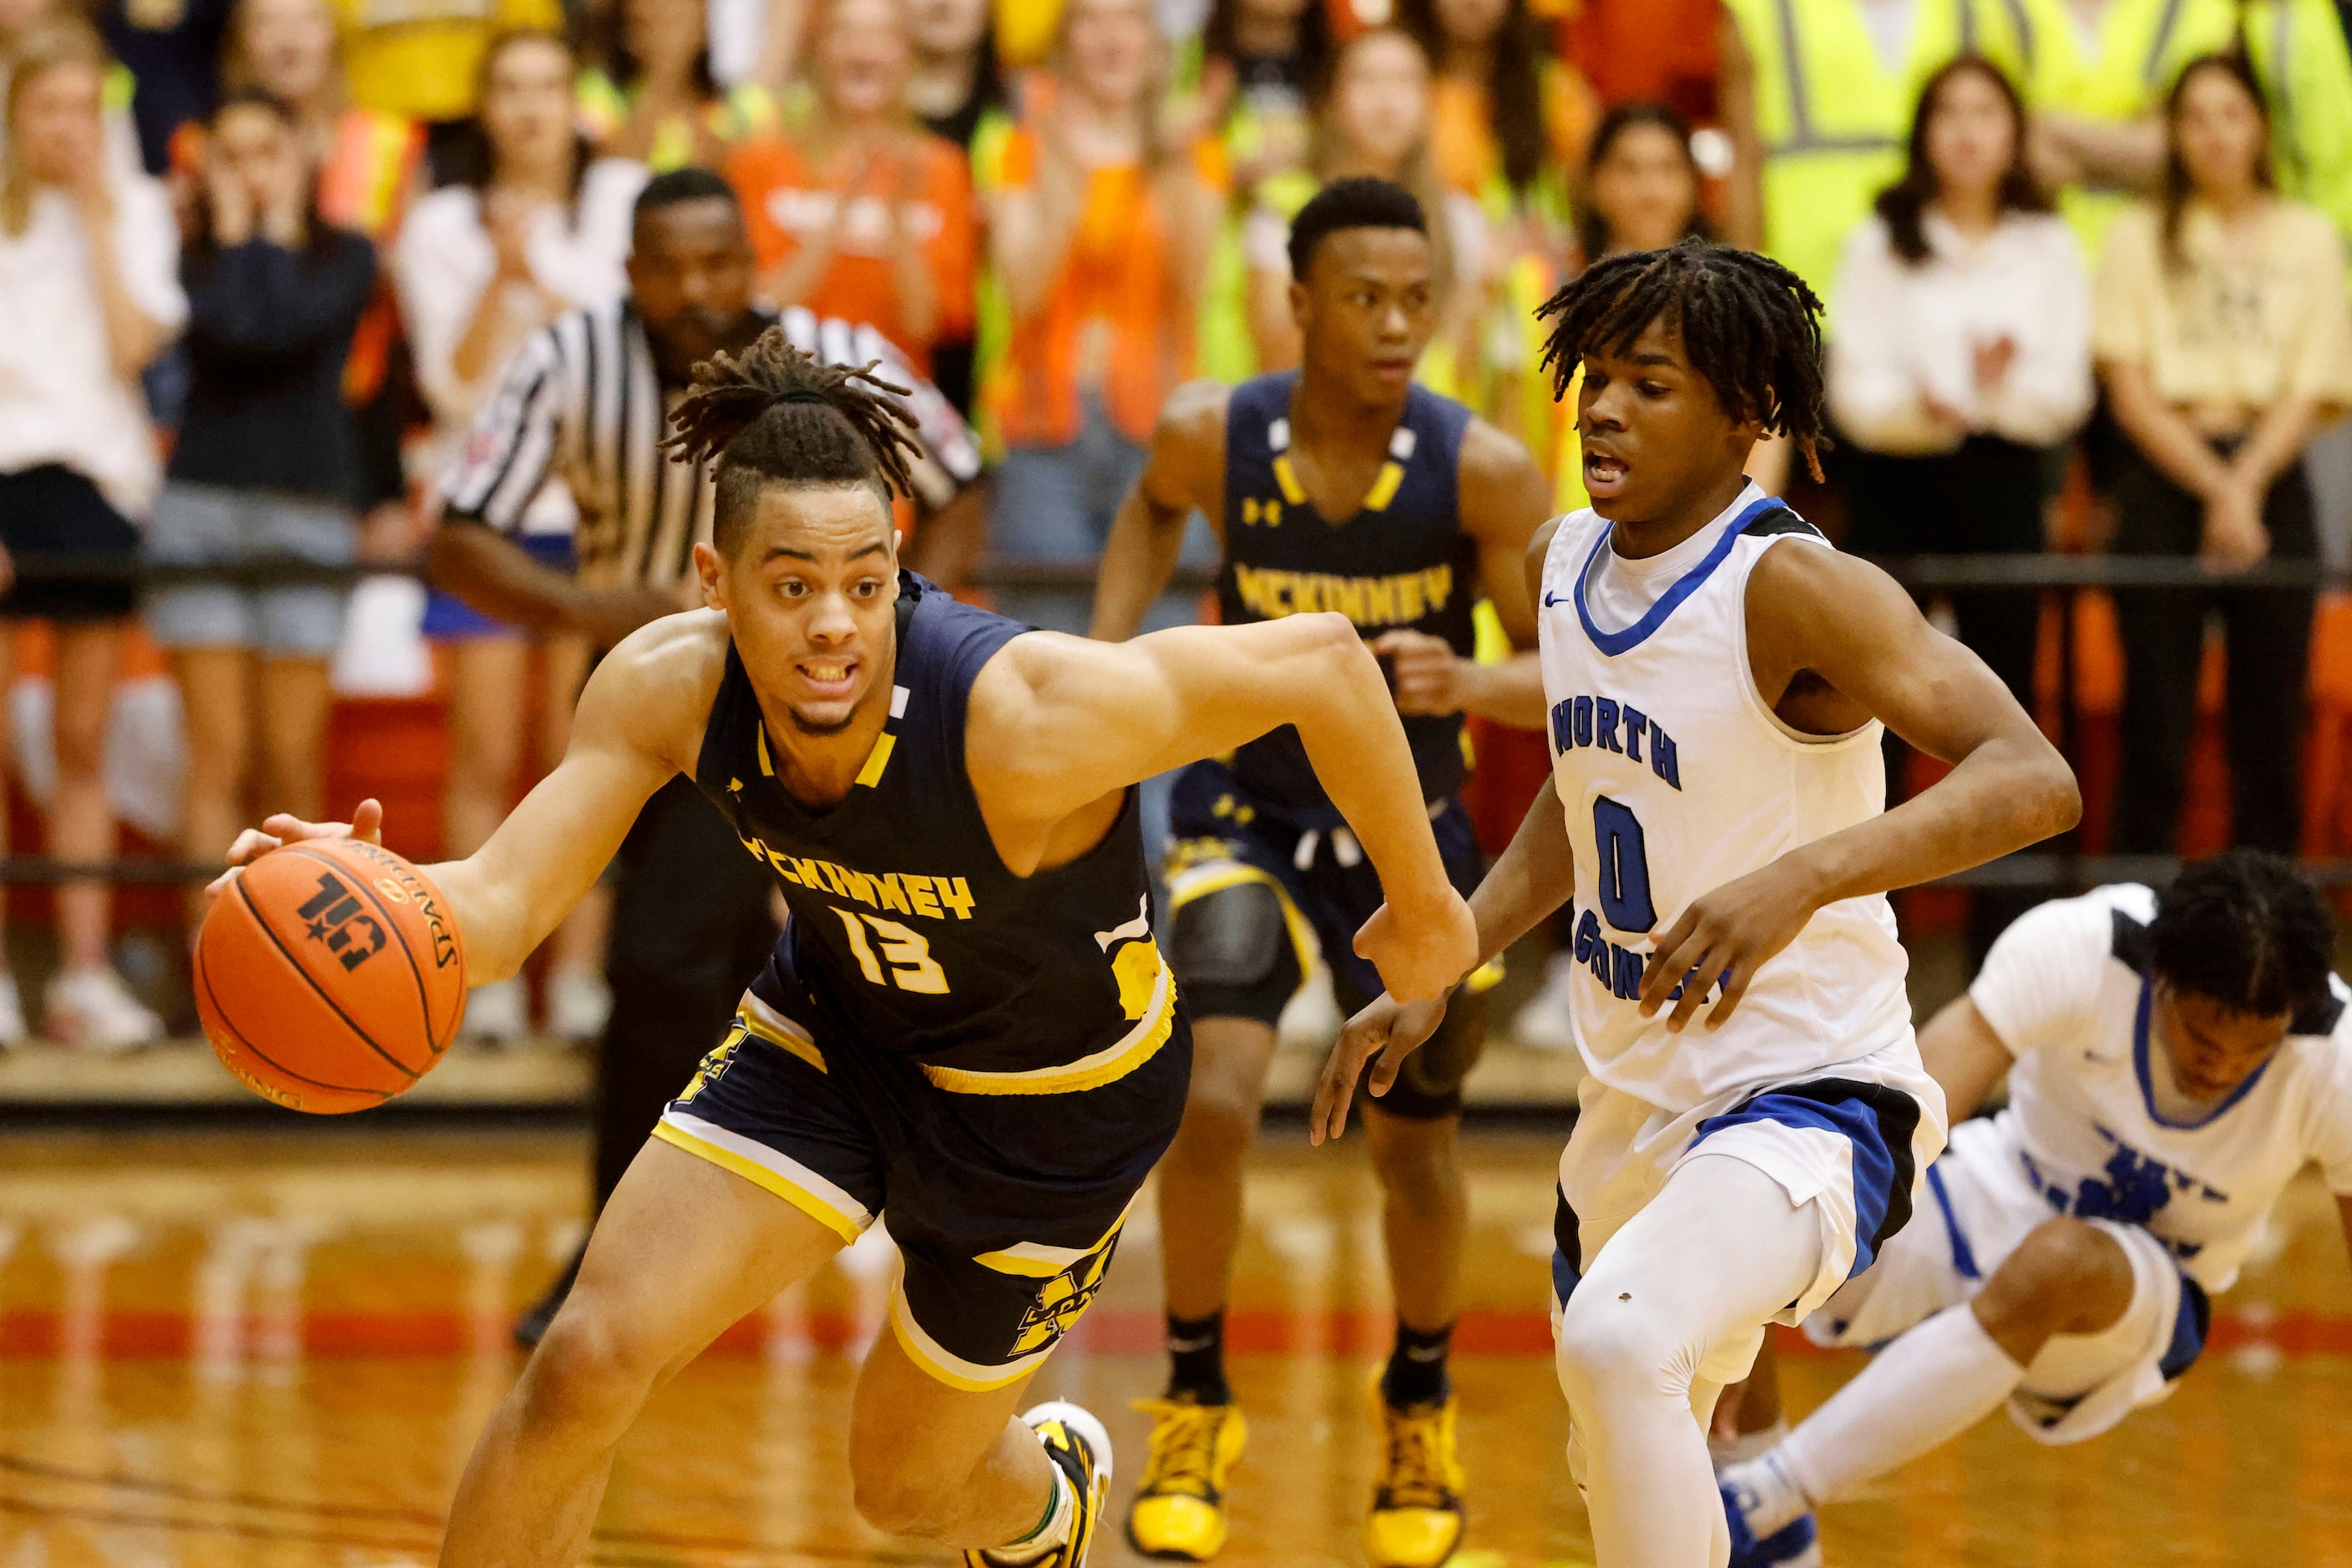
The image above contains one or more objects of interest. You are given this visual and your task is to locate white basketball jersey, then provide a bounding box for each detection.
[1964,883,2352,1294]
[1536,488,1915,1112]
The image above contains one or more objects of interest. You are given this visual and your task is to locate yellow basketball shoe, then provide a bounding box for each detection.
[966,1401,1112,1568]
[1123,1397,1247,1560]
[1365,1388,1466,1568]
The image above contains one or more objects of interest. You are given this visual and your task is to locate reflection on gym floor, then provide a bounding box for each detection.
[1,1127,2347,1565]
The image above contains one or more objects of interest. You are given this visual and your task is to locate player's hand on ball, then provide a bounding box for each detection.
[1638,856,1818,1034]
[1353,888,1476,1004]
[207,799,387,903]
[1312,990,1448,1145]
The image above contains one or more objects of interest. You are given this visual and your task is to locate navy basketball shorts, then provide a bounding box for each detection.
[1161,758,1498,1120]
[655,943,1191,1392]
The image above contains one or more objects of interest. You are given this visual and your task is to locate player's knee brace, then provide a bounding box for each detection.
[1170,882,1298,1024]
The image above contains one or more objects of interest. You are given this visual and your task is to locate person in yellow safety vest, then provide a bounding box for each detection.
[1718,0,2032,307]
[2017,0,2236,254]
[2245,0,2352,253]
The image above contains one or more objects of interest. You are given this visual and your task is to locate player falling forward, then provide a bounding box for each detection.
[220,335,1476,1568]
[1315,239,2081,1568]
[1088,177,1552,1568]
[1717,852,2352,1565]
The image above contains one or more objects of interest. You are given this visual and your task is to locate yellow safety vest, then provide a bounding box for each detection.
[1721,0,2033,304]
[2021,0,2237,253]
[2246,0,2352,255]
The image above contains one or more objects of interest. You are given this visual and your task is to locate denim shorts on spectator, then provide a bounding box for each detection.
[144,482,357,657]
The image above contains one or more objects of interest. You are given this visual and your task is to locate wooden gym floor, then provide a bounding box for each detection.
[1,1125,2348,1566]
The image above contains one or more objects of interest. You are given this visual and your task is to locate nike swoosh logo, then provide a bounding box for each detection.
[1543,592,1569,607]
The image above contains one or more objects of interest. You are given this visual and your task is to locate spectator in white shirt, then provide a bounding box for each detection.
[389,27,644,1045]
[1830,53,2092,721]
[0,21,183,1050]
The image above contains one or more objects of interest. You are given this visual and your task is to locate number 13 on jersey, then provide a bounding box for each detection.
[833,908,951,994]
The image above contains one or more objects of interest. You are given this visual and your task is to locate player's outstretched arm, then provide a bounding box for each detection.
[1087,382,1227,643]
[968,613,1476,1001]
[1636,544,2081,1034]
[215,614,716,985]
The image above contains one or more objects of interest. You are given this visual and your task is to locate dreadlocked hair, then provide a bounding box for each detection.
[662,327,923,554]
[1536,240,1831,483]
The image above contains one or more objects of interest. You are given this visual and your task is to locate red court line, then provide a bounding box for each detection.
[3,1306,2346,1360]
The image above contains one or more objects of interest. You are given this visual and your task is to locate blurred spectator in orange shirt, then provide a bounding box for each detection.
[1395,0,1588,210]
[1575,99,1710,266]
[905,0,1001,149]
[725,0,975,373]
[1555,0,1717,124]
[983,0,1220,628]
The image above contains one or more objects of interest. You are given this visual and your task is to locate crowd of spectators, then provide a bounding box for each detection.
[0,0,2349,1053]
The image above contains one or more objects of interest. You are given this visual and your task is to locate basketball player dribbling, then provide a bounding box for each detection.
[1315,240,2082,1568]
[214,335,1477,1568]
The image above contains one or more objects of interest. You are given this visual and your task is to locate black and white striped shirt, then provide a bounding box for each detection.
[438,301,983,590]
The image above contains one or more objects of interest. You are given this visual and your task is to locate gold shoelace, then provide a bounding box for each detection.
[1380,1410,1452,1510]
[1136,1401,1226,1498]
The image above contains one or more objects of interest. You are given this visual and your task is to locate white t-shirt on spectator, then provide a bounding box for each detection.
[1962,883,2352,1294]
[0,177,186,518]
[392,158,648,529]
[1828,208,2093,455]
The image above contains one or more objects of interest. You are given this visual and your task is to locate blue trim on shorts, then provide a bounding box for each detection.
[1925,1162,1981,1281]
[2159,1274,2211,1382]
[1692,1077,1923,1281]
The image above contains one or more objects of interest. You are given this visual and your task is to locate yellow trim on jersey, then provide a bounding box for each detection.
[972,1197,1133,1278]
[1361,460,1406,513]
[652,1115,869,1244]
[736,991,827,1075]
[854,731,898,787]
[1272,454,1307,506]
[888,1282,1054,1392]
[919,958,1178,1095]
[756,723,776,777]
[1164,860,1321,981]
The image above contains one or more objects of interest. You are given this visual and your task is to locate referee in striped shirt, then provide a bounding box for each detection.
[430,168,984,1343]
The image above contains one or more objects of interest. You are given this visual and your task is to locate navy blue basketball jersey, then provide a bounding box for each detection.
[692,574,1177,1092]
[1219,372,1478,818]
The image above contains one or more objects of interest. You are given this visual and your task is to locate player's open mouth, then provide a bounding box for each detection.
[1584,448,1630,498]
[797,660,857,701]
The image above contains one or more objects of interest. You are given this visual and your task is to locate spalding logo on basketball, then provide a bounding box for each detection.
[195,838,468,1114]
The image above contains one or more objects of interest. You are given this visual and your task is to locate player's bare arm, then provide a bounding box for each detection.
[1914,993,2016,1124]
[1373,417,1552,729]
[215,612,722,984]
[966,615,1476,1002]
[1313,518,1576,1141]
[1087,380,1230,643]
[1635,544,2081,1034]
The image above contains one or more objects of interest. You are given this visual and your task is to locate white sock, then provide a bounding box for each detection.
[1709,1415,1788,1468]
[1719,1449,1812,1541]
[1774,1303,2025,1509]
[986,1468,1070,1565]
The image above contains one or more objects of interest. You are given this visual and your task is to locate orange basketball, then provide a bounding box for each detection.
[194,838,468,1114]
